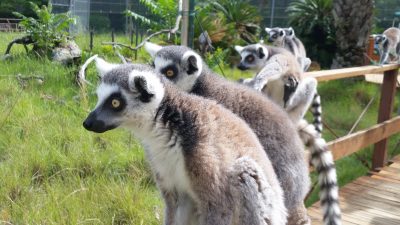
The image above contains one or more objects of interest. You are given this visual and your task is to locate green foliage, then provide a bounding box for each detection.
[125,0,177,30]
[204,47,230,71]
[89,14,111,33]
[207,0,261,43]
[0,0,48,18]
[194,0,261,65]
[287,0,336,68]
[0,32,161,224]
[13,2,75,55]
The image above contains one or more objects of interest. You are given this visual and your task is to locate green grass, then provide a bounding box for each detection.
[1,32,400,223]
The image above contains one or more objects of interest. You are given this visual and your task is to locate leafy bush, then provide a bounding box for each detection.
[204,47,230,70]
[287,0,336,68]
[125,0,178,31]
[193,0,261,65]
[89,14,111,33]
[13,1,75,55]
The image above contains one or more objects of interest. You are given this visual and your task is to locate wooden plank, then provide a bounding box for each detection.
[389,163,400,169]
[340,190,400,214]
[381,166,400,174]
[391,154,400,162]
[341,186,400,208]
[305,64,400,82]
[370,173,400,184]
[353,176,400,193]
[310,202,400,225]
[308,207,363,225]
[341,182,400,203]
[351,179,400,195]
[326,116,400,161]
[376,170,400,181]
[370,171,400,182]
[373,68,399,169]
[338,196,400,221]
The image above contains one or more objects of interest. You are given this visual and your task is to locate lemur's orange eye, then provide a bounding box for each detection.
[166,69,175,77]
[247,56,254,62]
[111,99,120,108]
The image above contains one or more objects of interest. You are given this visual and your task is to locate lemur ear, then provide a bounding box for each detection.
[257,46,266,59]
[95,57,119,77]
[235,45,244,53]
[279,29,284,36]
[287,27,295,37]
[182,51,202,76]
[144,42,163,58]
[265,27,271,33]
[130,76,154,103]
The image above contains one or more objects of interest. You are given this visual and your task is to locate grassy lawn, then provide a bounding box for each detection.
[1,32,400,224]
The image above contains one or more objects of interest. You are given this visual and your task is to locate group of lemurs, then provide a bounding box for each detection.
[82,26,342,225]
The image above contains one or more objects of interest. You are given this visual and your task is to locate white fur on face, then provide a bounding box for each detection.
[154,57,174,73]
[239,45,269,72]
[154,52,203,93]
[95,83,119,108]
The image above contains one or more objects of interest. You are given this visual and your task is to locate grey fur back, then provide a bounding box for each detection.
[191,67,310,210]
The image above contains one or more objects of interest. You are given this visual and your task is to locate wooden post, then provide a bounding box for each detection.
[134,22,139,60]
[90,30,94,51]
[372,68,398,170]
[181,0,189,46]
[111,29,115,42]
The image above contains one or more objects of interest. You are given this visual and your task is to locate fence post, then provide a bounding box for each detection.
[90,30,94,52]
[372,68,398,170]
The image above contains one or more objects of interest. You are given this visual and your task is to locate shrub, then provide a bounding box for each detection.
[13,1,75,56]
[287,0,336,68]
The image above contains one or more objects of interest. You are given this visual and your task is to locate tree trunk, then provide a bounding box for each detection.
[331,0,374,68]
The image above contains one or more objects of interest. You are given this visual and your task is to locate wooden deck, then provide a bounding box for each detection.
[308,155,400,225]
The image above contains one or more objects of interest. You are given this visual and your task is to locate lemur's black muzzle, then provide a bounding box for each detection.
[83,110,117,133]
[237,63,249,71]
[267,38,274,43]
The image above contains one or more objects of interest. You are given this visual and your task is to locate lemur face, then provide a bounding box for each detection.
[265,27,285,43]
[83,62,164,133]
[145,42,203,92]
[375,34,387,45]
[235,44,269,71]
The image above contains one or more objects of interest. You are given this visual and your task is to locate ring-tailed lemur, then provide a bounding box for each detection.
[235,44,323,136]
[145,42,342,225]
[83,62,287,225]
[265,27,311,72]
[374,27,400,65]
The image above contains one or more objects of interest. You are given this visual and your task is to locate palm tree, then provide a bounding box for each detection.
[208,0,261,44]
[331,0,374,68]
[287,0,336,68]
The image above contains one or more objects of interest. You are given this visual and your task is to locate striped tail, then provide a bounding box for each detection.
[311,93,323,136]
[298,120,342,225]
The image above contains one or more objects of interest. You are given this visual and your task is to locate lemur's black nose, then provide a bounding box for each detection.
[237,63,248,71]
[83,119,92,130]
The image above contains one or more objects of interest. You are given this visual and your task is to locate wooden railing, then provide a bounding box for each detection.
[305,64,400,170]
